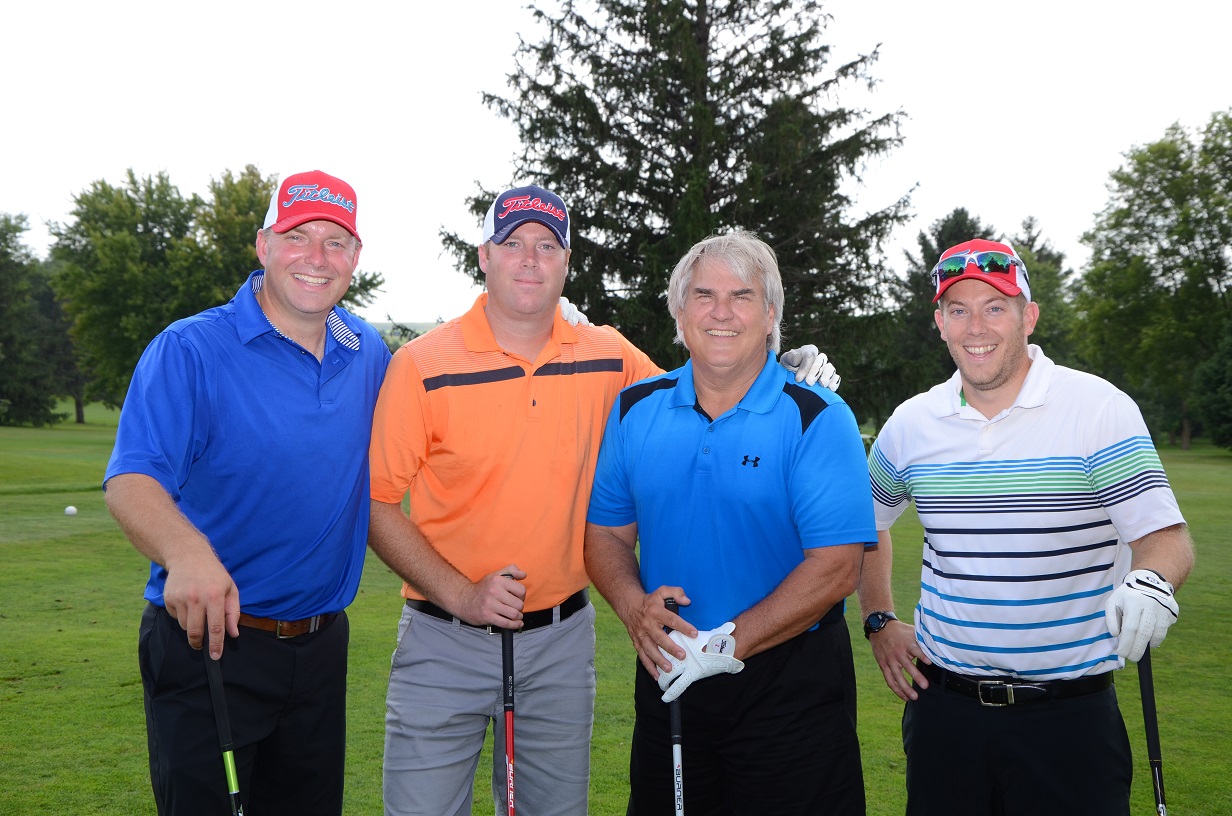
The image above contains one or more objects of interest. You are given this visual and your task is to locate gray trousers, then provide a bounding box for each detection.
[383,601,596,815]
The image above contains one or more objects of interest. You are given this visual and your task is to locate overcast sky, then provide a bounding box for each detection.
[5,1,1228,324]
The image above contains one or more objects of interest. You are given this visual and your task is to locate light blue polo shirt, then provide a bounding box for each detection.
[588,351,876,630]
[105,271,391,619]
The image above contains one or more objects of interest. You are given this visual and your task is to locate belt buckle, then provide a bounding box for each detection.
[487,623,524,635]
[977,680,1012,706]
[276,615,321,639]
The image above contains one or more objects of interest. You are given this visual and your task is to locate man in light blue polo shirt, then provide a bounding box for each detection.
[585,229,876,815]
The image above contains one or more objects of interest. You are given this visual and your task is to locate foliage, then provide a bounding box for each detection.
[1075,110,1232,447]
[847,209,994,428]
[49,167,385,407]
[50,170,210,406]
[1011,216,1079,368]
[0,215,76,426]
[1194,322,1232,449]
[442,0,909,369]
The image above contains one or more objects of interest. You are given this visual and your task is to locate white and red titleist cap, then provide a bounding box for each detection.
[482,184,570,249]
[262,170,360,242]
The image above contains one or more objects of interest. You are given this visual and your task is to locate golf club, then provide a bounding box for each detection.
[664,598,684,815]
[204,654,244,816]
[501,574,517,816]
[1137,648,1168,815]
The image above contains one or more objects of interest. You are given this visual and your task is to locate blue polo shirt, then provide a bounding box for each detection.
[105,271,391,619]
[588,351,876,630]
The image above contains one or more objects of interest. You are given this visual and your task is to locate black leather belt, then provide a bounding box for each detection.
[919,661,1113,706]
[406,588,589,633]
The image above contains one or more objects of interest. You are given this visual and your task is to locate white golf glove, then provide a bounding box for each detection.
[1105,569,1179,662]
[779,344,841,391]
[657,622,745,703]
[558,296,591,327]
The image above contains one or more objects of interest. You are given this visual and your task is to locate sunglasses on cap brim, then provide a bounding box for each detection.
[930,251,1026,290]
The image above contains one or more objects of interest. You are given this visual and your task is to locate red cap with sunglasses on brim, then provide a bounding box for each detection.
[931,239,1031,303]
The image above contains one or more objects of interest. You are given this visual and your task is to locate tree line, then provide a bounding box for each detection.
[2,1,1230,450]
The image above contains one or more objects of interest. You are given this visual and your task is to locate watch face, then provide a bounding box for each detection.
[864,612,895,638]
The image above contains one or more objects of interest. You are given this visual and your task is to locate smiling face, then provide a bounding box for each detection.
[679,257,776,380]
[935,277,1039,412]
[254,219,360,328]
[478,221,570,322]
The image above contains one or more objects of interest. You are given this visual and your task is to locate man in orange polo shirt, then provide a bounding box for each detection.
[368,185,838,815]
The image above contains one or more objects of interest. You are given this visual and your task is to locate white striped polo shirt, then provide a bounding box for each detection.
[870,345,1185,679]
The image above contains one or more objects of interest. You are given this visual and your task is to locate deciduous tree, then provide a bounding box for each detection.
[51,167,385,406]
[0,215,76,426]
[1075,111,1232,447]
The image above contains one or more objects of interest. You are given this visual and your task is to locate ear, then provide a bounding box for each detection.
[477,242,491,278]
[255,228,270,266]
[1022,301,1040,337]
[934,307,946,339]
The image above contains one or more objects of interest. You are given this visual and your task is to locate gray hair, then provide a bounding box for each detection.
[666,229,784,352]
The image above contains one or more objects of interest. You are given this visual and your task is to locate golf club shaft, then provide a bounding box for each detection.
[204,654,244,816]
[1137,648,1167,815]
[665,598,684,815]
[502,627,516,816]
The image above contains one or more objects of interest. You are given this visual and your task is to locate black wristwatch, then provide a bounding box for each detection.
[863,611,898,639]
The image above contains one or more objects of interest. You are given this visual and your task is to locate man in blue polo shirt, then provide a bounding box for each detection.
[104,170,390,815]
[585,229,876,814]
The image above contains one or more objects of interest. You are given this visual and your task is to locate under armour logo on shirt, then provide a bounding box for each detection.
[742,456,760,467]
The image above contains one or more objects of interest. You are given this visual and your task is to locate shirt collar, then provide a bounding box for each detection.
[459,292,578,355]
[235,270,362,352]
[932,344,1053,418]
[670,351,780,414]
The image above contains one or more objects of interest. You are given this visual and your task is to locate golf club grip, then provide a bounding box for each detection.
[204,655,244,816]
[502,627,516,816]
[664,598,684,814]
[1137,649,1167,813]
[204,655,233,749]
[664,599,683,744]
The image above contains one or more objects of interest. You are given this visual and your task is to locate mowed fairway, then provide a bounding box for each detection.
[1,406,1229,814]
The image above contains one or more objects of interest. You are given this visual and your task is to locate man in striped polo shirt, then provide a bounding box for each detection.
[858,238,1195,816]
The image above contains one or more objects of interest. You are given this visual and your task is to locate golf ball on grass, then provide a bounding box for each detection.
[65,506,77,516]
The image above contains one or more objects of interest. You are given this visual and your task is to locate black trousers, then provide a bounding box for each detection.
[138,603,349,816]
[903,673,1132,816]
[627,621,864,816]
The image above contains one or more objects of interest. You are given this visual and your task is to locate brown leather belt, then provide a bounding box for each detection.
[238,612,337,639]
[919,661,1113,706]
[406,587,589,633]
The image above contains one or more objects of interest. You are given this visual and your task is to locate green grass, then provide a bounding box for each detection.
[2,408,1230,813]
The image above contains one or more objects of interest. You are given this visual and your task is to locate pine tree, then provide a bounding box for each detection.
[444,0,908,368]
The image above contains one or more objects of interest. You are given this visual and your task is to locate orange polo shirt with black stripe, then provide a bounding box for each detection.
[369,293,661,611]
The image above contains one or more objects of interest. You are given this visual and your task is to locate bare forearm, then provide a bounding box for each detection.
[368,499,471,608]
[1130,523,1195,589]
[733,544,862,660]
[104,473,214,568]
[104,472,239,656]
[583,522,646,625]
[857,529,897,617]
